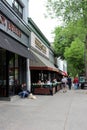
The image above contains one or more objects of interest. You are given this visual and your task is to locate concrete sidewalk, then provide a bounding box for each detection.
[0,89,87,130]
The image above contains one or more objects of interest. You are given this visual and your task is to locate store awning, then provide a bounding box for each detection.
[61,71,68,76]
[0,31,35,60]
[30,50,59,72]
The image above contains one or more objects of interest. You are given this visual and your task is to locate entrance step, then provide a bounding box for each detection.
[10,95,20,102]
[0,97,10,101]
[0,95,20,101]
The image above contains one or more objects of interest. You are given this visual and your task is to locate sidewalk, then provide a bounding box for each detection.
[0,89,87,130]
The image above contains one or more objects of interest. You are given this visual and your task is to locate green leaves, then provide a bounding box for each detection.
[46,0,87,23]
[52,21,85,75]
[65,37,84,74]
[46,0,87,76]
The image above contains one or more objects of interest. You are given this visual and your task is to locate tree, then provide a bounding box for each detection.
[53,22,77,58]
[53,26,67,59]
[46,0,87,79]
[46,0,87,25]
[53,23,85,75]
[53,20,86,57]
[67,63,77,77]
[64,38,84,75]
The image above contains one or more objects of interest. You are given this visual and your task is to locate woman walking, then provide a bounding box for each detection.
[61,76,67,92]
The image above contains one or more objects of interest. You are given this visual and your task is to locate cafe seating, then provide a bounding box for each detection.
[31,82,61,95]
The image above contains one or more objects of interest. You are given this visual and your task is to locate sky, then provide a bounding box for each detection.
[29,0,59,42]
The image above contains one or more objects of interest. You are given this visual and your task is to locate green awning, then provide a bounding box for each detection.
[30,50,59,72]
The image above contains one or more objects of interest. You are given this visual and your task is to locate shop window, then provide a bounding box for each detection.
[0,48,6,97]
[18,56,26,83]
[15,54,18,83]
[12,0,23,18]
[9,52,15,95]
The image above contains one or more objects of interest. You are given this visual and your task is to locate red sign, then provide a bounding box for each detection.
[7,21,21,37]
[0,13,21,37]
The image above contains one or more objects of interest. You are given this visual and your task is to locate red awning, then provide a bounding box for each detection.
[30,66,59,72]
[62,71,68,76]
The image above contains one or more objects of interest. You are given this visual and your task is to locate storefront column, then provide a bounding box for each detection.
[48,72,51,80]
[26,58,31,92]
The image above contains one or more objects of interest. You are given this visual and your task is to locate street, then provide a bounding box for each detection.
[0,89,87,130]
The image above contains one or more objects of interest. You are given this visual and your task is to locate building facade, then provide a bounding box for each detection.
[28,18,61,84]
[57,57,67,76]
[0,0,65,99]
[0,0,32,99]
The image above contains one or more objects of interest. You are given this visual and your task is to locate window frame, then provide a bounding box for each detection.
[12,0,23,19]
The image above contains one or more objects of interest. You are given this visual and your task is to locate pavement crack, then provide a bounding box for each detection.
[63,92,75,130]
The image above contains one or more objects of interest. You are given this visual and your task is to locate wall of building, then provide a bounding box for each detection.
[6,0,29,23]
[0,0,31,97]
[31,32,49,58]
[57,57,67,73]
[49,49,55,65]
[28,18,56,65]
[1,0,30,47]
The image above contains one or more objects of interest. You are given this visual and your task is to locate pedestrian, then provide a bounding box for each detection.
[73,77,79,89]
[67,75,72,90]
[61,76,67,92]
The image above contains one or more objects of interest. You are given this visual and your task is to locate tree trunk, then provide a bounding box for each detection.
[84,35,87,82]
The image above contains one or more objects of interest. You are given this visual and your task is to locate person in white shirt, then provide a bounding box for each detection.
[61,76,67,92]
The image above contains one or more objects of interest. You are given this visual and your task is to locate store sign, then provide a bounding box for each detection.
[35,38,47,54]
[7,21,21,37]
[0,14,21,37]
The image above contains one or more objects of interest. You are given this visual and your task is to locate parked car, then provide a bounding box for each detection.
[79,75,85,89]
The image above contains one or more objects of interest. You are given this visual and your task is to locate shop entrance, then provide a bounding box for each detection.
[0,48,6,97]
[9,52,26,96]
[0,48,26,97]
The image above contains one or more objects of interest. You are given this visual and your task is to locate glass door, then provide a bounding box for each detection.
[9,52,15,95]
[0,48,6,97]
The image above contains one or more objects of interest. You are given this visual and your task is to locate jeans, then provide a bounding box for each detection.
[18,91,29,98]
[74,83,78,89]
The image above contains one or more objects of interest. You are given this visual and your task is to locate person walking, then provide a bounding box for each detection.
[61,76,67,92]
[67,76,72,90]
[73,77,79,89]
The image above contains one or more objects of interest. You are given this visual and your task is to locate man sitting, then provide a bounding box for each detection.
[18,83,30,98]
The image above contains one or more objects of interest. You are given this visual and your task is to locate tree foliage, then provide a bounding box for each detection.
[46,0,87,24]
[53,20,86,58]
[46,0,87,76]
[53,22,85,75]
[64,38,84,75]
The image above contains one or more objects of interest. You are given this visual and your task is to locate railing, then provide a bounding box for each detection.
[31,82,61,95]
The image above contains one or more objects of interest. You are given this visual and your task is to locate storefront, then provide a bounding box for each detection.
[0,2,33,99]
[0,46,26,97]
[28,18,61,84]
[30,49,60,83]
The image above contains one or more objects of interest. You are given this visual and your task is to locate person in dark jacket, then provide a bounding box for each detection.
[18,83,30,98]
[67,76,72,90]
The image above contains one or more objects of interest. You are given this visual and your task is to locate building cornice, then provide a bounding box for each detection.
[0,0,31,36]
[28,17,51,48]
